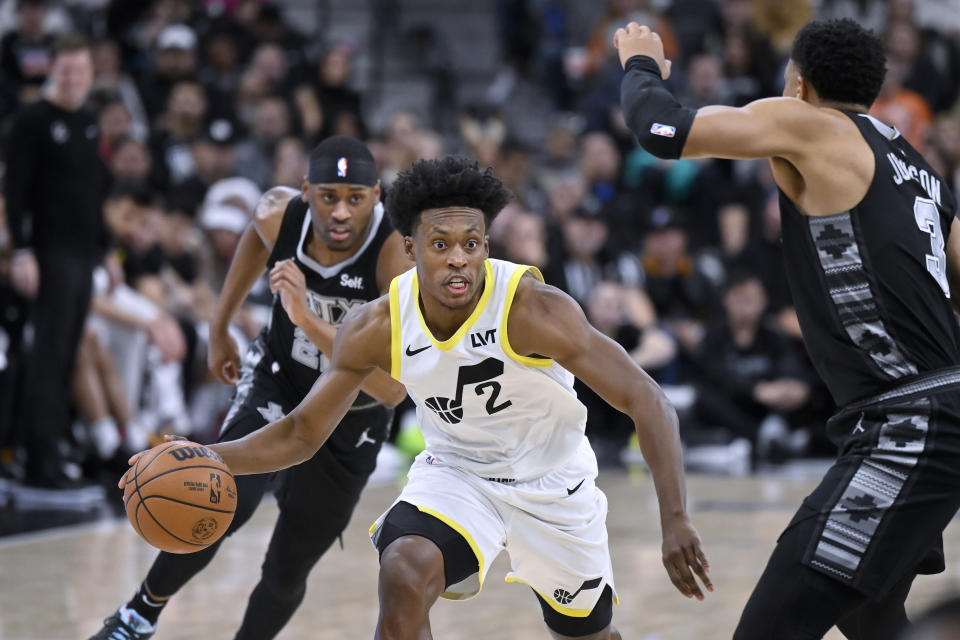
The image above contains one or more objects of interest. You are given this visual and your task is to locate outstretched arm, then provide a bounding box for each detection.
[615,22,818,162]
[206,297,392,475]
[507,275,713,601]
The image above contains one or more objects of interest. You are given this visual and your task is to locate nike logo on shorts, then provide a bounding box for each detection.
[567,479,585,495]
[406,344,431,356]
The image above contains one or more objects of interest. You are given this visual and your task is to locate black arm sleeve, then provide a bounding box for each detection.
[3,107,40,250]
[620,55,696,160]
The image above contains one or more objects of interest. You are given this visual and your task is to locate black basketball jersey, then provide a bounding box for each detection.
[252,195,394,408]
[779,111,960,407]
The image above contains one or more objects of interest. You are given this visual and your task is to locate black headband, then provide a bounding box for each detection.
[308,155,378,186]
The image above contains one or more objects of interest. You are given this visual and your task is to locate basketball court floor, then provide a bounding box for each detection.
[2,468,959,639]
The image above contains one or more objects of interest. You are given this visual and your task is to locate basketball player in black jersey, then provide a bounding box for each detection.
[616,18,960,640]
[89,136,411,640]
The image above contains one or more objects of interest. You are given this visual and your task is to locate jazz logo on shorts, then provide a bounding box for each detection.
[337,156,348,177]
[650,122,676,138]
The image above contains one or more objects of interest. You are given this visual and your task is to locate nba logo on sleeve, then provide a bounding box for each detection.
[650,123,676,138]
[337,157,348,177]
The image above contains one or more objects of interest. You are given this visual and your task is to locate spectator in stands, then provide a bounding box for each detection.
[198,29,242,121]
[543,196,643,303]
[678,53,732,108]
[234,94,291,189]
[309,43,367,141]
[693,270,810,462]
[579,131,622,204]
[149,80,208,191]
[578,280,676,464]
[4,35,112,488]
[109,135,154,185]
[177,117,239,213]
[93,92,134,165]
[137,23,199,123]
[271,136,308,188]
[870,58,933,150]
[885,2,960,114]
[91,38,148,141]
[639,206,715,356]
[0,0,53,114]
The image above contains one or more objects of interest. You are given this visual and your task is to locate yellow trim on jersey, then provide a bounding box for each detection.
[411,259,495,352]
[504,576,613,617]
[389,277,402,380]
[415,505,486,596]
[500,265,554,368]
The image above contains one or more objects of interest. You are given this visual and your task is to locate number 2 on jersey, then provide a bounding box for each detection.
[291,326,320,368]
[914,196,951,298]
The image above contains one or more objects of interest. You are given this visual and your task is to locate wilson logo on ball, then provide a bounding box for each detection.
[167,446,225,463]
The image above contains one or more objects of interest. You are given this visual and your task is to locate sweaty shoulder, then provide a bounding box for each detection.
[333,294,393,373]
[253,186,300,250]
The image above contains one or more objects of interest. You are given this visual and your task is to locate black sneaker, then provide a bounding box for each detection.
[87,608,156,640]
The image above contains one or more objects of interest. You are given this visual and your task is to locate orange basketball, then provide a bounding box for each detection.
[123,441,237,554]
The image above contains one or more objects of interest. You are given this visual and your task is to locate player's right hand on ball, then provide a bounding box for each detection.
[118,435,188,489]
[208,328,242,384]
[661,514,713,601]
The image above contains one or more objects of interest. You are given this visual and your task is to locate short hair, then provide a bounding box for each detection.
[107,181,156,208]
[386,157,512,236]
[52,34,91,60]
[790,18,886,107]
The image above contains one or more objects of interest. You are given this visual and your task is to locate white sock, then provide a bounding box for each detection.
[90,417,120,459]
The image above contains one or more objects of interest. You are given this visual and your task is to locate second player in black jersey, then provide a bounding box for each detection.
[88,136,411,640]
[618,18,960,640]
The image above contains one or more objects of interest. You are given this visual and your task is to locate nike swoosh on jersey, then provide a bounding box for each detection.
[405,344,431,356]
[567,479,585,495]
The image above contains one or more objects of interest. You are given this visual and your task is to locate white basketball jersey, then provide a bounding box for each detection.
[389,258,591,481]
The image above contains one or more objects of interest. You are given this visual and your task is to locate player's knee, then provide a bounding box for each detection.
[378,536,445,609]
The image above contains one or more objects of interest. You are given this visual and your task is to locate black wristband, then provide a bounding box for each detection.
[625,54,663,78]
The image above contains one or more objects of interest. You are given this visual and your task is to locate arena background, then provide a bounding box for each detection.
[2,0,960,638]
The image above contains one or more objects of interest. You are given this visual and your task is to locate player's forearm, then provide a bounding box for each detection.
[628,381,688,522]
[620,55,695,160]
[211,224,269,334]
[209,387,359,475]
[295,313,407,407]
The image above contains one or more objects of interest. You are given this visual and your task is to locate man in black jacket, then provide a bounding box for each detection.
[3,34,111,487]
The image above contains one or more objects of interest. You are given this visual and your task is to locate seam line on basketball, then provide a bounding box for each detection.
[138,494,235,514]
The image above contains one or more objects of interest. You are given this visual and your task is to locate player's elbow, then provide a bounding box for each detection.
[630,378,679,432]
[287,411,324,466]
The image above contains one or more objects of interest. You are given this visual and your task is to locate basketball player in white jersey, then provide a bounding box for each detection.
[122,156,712,639]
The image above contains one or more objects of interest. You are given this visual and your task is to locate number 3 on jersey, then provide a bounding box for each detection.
[914,196,951,298]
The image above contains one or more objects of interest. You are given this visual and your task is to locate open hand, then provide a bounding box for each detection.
[661,514,713,600]
[613,22,672,78]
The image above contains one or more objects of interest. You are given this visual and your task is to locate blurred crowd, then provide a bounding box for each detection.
[2,0,960,486]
